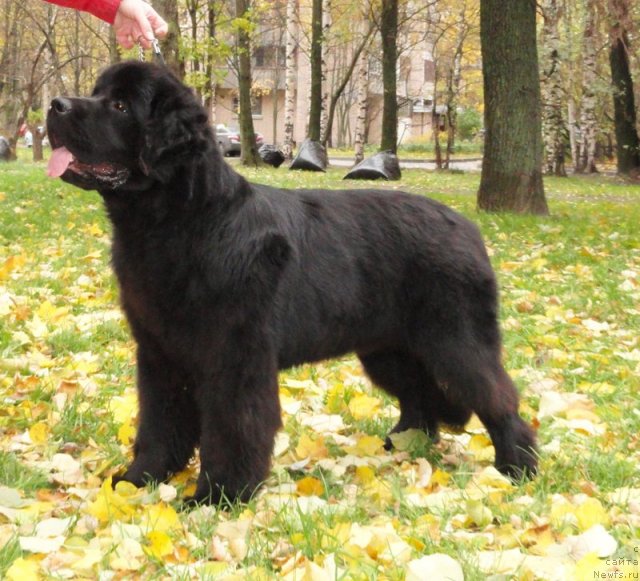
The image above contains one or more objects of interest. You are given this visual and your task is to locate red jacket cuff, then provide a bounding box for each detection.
[85,0,120,24]
[44,0,121,24]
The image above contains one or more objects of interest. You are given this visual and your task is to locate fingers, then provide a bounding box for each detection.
[146,7,169,38]
[113,0,168,49]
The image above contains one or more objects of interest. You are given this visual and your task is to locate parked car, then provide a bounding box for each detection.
[215,124,264,157]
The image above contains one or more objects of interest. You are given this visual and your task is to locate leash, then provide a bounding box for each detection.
[138,37,165,66]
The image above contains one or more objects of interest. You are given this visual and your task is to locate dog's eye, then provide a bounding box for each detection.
[113,101,128,114]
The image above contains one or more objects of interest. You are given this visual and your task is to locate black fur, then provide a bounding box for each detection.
[47,62,537,504]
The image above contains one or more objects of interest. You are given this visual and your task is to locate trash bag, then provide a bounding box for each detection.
[259,144,285,168]
[343,150,401,180]
[289,139,327,172]
[0,136,10,161]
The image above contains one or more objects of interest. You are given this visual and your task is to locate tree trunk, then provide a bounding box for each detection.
[155,0,183,78]
[282,0,297,159]
[308,0,323,141]
[205,0,217,122]
[478,0,548,215]
[354,50,369,164]
[379,0,398,153]
[445,18,465,169]
[567,99,579,167]
[235,0,261,166]
[575,0,598,173]
[319,0,331,143]
[607,0,640,174]
[541,0,567,176]
[324,27,373,148]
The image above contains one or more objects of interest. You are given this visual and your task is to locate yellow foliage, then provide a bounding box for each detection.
[295,433,328,460]
[347,394,381,420]
[296,476,325,497]
[142,503,181,533]
[28,422,49,445]
[5,557,41,581]
[87,478,136,523]
[576,498,610,531]
[145,530,174,559]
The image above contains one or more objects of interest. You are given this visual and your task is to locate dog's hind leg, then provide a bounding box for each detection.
[418,337,537,480]
[113,343,200,489]
[358,351,471,450]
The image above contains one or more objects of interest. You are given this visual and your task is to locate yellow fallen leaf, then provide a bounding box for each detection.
[467,434,495,462]
[576,498,609,531]
[355,465,376,485]
[466,498,493,528]
[110,393,138,424]
[117,420,136,446]
[5,557,40,581]
[347,394,381,420]
[36,301,70,323]
[521,524,555,554]
[145,530,174,559]
[350,435,385,456]
[574,552,603,580]
[550,500,577,530]
[431,469,452,487]
[295,434,328,460]
[87,478,136,523]
[296,476,325,497]
[0,254,27,281]
[29,422,49,445]
[142,503,181,533]
[388,429,430,452]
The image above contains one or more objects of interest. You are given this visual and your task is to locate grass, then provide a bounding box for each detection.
[0,157,639,579]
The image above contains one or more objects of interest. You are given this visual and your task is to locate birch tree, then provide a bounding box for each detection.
[575,0,598,173]
[353,49,369,163]
[541,0,567,176]
[282,0,297,159]
[319,0,331,143]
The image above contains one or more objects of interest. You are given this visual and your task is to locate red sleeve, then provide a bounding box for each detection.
[43,0,121,24]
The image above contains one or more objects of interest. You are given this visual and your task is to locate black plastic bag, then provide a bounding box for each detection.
[289,139,327,172]
[0,136,10,161]
[259,144,285,168]
[343,150,401,180]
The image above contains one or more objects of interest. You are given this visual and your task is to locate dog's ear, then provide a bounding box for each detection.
[139,90,211,182]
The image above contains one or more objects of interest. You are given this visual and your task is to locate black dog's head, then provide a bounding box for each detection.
[47,61,213,192]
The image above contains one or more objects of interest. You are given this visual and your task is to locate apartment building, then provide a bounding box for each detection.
[213,3,438,150]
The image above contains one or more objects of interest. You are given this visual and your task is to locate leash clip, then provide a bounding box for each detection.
[138,37,165,66]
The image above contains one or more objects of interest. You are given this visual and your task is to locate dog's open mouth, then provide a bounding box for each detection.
[48,145,131,188]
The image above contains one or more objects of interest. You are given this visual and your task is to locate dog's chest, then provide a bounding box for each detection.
[111,233,199,338]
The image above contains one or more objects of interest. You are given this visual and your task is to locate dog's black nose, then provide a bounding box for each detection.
[50,97,73,115]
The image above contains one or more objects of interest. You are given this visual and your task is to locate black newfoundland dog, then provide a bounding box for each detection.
[46,61,536,504]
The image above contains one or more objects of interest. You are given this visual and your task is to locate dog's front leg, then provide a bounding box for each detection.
[113,343,199,489]
[188,346,282,506]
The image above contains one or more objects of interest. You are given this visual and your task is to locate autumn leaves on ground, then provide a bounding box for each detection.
[0,162,639,580]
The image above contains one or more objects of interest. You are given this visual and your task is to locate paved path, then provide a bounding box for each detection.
[329,157,482,171]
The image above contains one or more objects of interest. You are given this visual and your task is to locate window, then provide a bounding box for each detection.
[424,59,435,83]
[232,95,263,117]
[252,45,286,68]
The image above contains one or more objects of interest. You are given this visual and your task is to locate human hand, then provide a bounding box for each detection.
[113,0,169,49]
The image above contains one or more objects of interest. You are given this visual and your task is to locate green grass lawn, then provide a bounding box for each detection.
[0,159,639,579]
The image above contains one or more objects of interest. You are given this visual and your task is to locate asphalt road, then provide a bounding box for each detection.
[329,157,482,171]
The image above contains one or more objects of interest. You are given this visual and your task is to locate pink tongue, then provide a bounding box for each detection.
[47,147,73,177]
